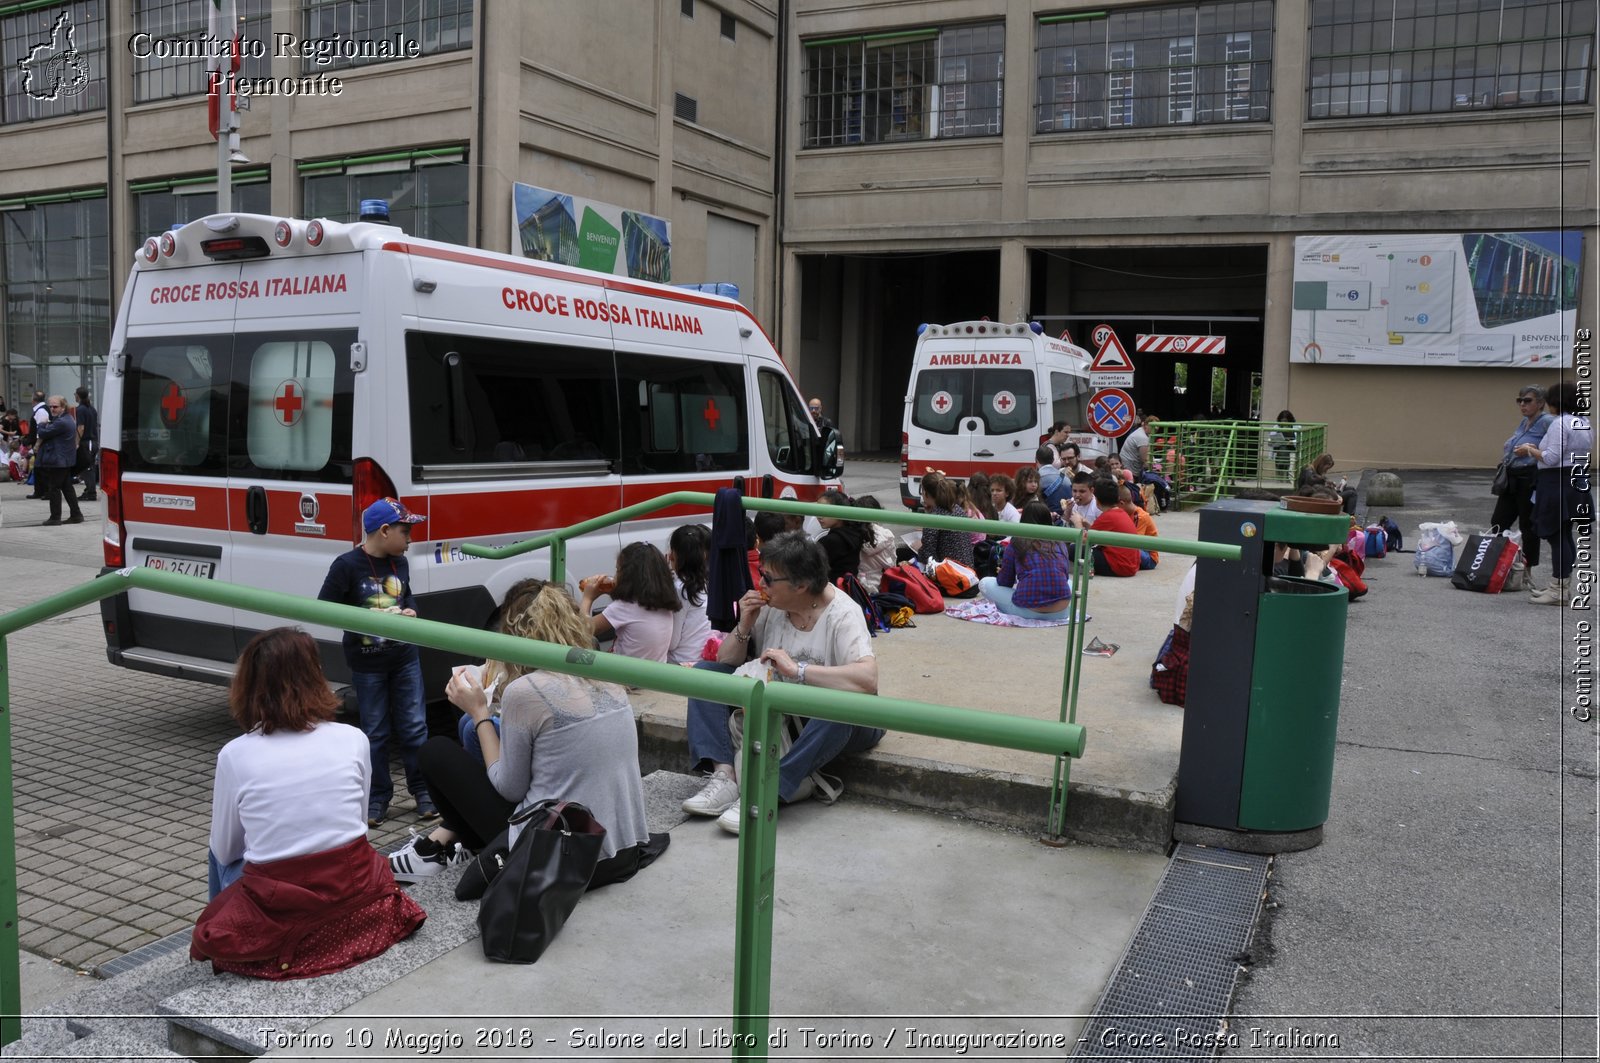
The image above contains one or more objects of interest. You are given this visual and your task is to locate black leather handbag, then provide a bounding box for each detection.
[476,799,606,964]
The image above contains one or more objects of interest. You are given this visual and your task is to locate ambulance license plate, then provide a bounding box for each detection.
[144,555,215,579]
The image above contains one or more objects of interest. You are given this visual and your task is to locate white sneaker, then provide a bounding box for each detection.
[717,804,742,835]
[388,833,467,883]
[682,769,739,816]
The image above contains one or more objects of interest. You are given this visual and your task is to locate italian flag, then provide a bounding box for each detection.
[207,0,239,141]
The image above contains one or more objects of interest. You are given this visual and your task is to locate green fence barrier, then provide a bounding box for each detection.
[1158,420,1327,508]
[0,566,1083,1052]
[0,493,1240,1056]
[459,491,1240,840]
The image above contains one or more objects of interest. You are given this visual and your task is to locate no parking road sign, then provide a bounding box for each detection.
[1088,387,1136,437]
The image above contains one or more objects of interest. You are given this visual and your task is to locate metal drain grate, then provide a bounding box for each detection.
[94,927,192,979]
[1074,843,1269,1058]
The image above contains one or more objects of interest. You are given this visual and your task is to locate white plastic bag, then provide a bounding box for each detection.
[1414,522,1456,577]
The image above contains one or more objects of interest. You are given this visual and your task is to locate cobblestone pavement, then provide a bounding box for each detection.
[0,479,421,972]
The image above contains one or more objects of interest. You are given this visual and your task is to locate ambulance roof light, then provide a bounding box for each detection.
[169,223,185,231]
[141,238,159,263]
[274,220,293,248]
[1029,322,1044,334]
[359,199,390,223]
[202,216,239,233]
[916,323,928,335]
[306,219,325,247]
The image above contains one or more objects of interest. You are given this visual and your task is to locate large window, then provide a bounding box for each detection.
[1,0,106,123]
[803,22,1004,147]
[132,172,271,246]
[302,149,468,244]
[1,191,110,405]
[131,0,270,103]
[1036,2,1273,132]
[1307,0,1596,118]
[302,0,472,71]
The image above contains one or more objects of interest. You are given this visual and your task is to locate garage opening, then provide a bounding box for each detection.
[1028,245,1268,422]
[796,250,1000,456]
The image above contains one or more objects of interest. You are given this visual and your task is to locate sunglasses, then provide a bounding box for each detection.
[1517,396,1539,404]
[758,570,798,586]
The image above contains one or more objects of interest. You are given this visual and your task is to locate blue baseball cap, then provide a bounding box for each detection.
[362,498,425,535]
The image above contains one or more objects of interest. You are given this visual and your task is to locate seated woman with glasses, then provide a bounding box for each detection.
[679,532,882,834]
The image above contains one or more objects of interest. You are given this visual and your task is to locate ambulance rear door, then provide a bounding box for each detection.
[906,339,1039,487]
[114,264,243,675]
[224,252,363,652]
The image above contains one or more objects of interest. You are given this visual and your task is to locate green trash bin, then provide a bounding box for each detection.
[1238,575,1348,832]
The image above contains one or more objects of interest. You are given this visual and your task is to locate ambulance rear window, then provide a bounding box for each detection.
[911,369,968,434]
[121,339,229,474]
[911,368,1035,434]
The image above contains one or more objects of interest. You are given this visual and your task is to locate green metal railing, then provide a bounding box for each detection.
[0,493,1239,1056]
[0,566,1084,1052]
[1158,420,1328,508]
[460,491,1240,840]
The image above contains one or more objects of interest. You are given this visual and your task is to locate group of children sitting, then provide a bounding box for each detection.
[578,459,1166,651]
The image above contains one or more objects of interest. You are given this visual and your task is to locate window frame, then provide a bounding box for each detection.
[1035,1,1276,133]
[802,21,1006,148]
[1305,0,1596,119]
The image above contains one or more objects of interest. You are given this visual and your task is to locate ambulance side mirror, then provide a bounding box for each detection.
[818,427,844,480]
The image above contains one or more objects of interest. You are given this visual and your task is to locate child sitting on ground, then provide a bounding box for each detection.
[581,541,682,663]
[1117,483,1161,570]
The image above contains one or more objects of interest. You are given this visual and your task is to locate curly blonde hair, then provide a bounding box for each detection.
[481,580,596,692]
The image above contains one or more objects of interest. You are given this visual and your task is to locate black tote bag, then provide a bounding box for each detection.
[476,799,606,964]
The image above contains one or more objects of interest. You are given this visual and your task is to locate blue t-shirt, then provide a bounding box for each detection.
[317,547,419,671]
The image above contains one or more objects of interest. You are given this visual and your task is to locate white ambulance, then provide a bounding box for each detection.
[99,210,840,690]
[899,321,1110,506]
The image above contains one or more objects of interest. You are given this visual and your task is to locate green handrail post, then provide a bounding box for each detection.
[731,683,781,1058]
[1,637,18,1049]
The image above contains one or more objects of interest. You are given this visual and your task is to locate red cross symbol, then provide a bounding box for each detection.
[702,397,721,431]
[996,393,1013,412]
[274,381,304,427]
[159,381,186,425]
[932,393,950,412]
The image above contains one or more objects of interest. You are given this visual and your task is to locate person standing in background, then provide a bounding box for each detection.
[35,396,83,526]
[74,386,98,502]
[809,397,845,468]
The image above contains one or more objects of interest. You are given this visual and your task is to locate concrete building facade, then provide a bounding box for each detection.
[0,0,1592,469]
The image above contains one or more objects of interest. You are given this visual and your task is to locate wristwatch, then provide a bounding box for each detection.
[795,660,808,685]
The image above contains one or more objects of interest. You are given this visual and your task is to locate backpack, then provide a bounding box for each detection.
[836,573,889,635]
[928,557,980,598]
[1379,516,1403,552]
[1364,525,1388,559]
[870,590,916,628]
[880,562,944,613]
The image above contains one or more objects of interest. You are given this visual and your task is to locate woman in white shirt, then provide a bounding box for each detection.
[196,628,424,978]
[1517,380,1594,605]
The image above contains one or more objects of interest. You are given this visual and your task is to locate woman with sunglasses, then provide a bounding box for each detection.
[680,532,881,833]
[1490,385,1553,572]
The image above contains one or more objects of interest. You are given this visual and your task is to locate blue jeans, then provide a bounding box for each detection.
[351,654,431,815]
[1139,550,1157,570]
[684,661,884,802]
[457,711,501,761]
[979,576,1072,621]
[208,850,244,900]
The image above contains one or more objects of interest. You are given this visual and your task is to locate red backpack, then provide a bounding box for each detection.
[880,562,944,613]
